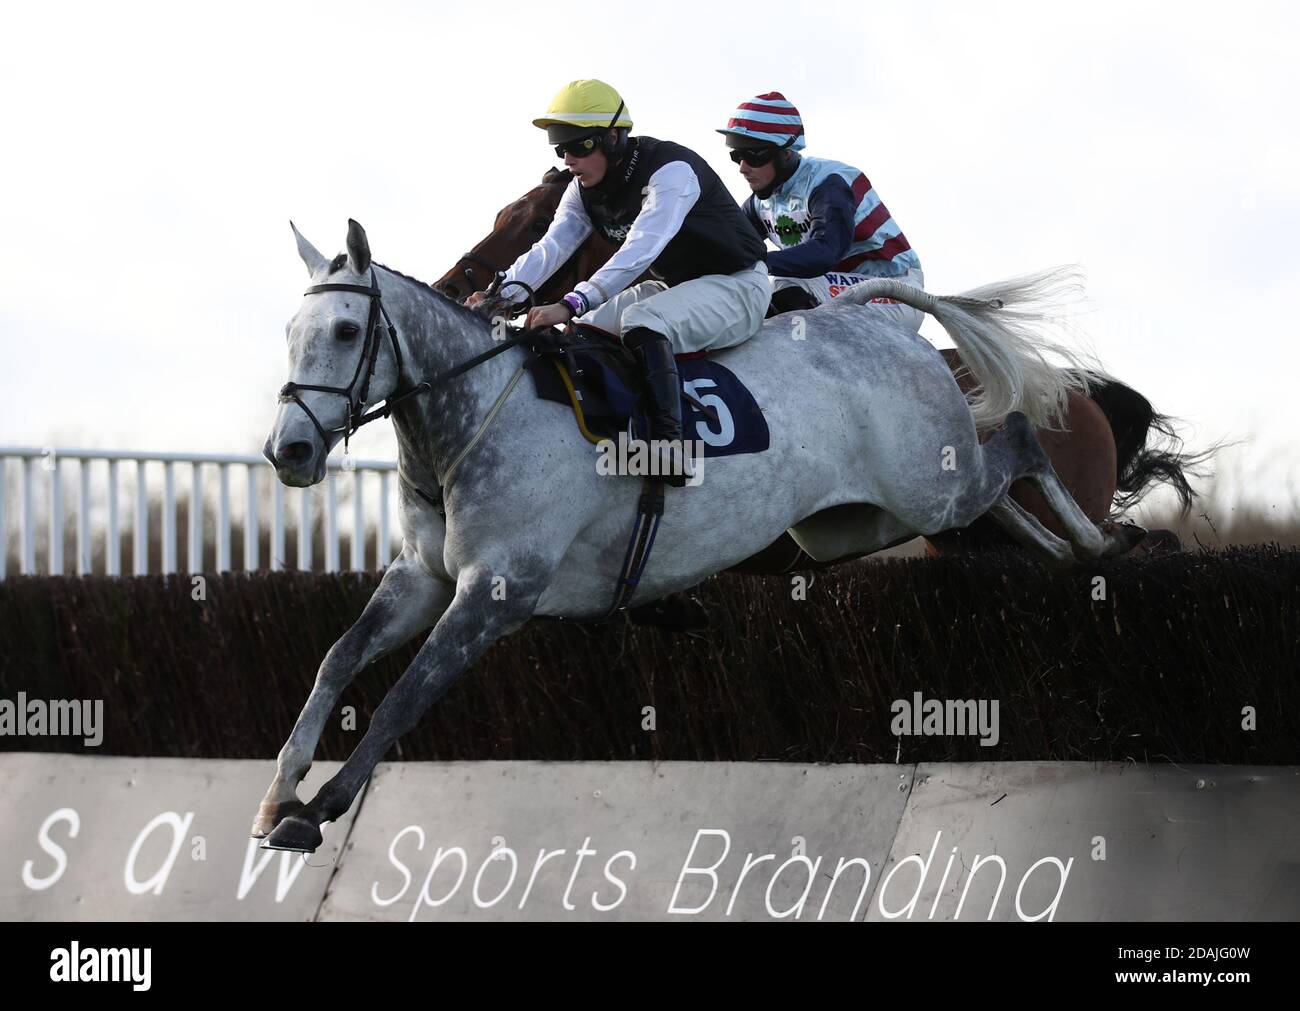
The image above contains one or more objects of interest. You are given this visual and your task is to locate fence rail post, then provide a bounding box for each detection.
[107,459,120,576]
[378,470,391,570]
[163,461,177,575]
[298,486,312,571]
[352,468,365,571]
[22,458,36,575]
[49,455,64,576]
[271,477,284,572]
[77,460,91,575]
[325,471,339,572]
[189,463,203,573]
[134,460,147,575]
[0,460,6,581]
[246,465,259,572]
[218,463,231,572]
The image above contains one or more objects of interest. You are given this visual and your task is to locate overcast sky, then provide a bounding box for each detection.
[2,0,1296,516]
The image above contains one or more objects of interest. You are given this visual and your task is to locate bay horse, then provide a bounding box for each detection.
[433,168,1200,569]
[256,219,1142,852]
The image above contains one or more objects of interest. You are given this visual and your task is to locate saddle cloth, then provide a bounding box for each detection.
[524,326,770,457]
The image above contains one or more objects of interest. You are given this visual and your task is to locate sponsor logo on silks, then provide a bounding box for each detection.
[768,213,808,247]
[823,272,901,302]
[601,222,633,243]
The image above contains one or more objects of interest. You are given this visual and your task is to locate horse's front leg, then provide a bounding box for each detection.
[262,561,545,853]
[251,545,453,838]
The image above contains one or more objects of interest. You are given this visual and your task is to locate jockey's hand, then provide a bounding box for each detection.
[526,302,574,331]
[464,290,488,308]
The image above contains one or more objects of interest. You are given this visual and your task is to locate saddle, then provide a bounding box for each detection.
[524,324,770,455]
[524,324,680,443]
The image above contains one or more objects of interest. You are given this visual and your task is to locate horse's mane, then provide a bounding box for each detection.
[374,261,488,328]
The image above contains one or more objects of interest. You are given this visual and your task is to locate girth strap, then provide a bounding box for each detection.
[602,480,666,619]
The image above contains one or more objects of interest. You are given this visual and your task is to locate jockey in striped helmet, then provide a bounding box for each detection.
[719,92,926,329]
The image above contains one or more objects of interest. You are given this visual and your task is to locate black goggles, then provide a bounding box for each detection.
[729,146,781,166]
[555,134,604,159]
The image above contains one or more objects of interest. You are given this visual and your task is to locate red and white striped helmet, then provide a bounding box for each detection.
[717,92,805,151]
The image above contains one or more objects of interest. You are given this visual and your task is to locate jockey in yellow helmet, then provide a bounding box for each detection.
[467,80,769,484]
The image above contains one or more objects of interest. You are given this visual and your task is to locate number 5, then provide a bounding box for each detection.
[683,378,734,447]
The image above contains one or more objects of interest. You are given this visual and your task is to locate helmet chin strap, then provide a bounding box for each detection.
[602,99,628,162]
[755,140,800,200]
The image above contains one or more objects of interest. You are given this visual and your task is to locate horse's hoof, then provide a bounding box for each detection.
[262,815,323,853]
[1137,528,1182,556]
[251,799,305,839]
[1105,519,1150,556]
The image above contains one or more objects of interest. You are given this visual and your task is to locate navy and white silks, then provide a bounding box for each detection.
[745,155,925,330]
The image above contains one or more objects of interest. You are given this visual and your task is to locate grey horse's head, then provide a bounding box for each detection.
[264,219,403,486]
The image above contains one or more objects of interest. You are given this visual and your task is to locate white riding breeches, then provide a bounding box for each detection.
[577,261,771,355]
[772,266,926,331]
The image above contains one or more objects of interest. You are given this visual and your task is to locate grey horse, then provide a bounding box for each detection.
[253,219,1142,852]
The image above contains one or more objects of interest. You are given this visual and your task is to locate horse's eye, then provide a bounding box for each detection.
[336,321,361,342]
[532,217,550,235]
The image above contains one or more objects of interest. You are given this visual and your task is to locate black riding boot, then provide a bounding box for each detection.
[624,327,692,485]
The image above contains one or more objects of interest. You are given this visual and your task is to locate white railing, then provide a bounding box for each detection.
[0,446,399,579]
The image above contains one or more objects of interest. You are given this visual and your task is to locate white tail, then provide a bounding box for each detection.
[832,267,1101,431]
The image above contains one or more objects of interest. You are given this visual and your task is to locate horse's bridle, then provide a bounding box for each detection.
[277,268,423,451]
[278,267,540,452]
[453,252,506,298]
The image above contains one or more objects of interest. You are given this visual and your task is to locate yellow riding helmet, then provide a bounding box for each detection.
[533,80,633,144]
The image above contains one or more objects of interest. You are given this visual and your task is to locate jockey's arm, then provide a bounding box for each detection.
[765,174,855,278]
[742,196,769,242]
[497,182,594,303]
[572,161,701,310]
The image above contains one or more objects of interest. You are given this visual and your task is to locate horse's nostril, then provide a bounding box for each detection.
[277,441,314,466]
[444,284,460,299]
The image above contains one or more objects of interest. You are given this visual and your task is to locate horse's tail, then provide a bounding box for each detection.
[1084,373,1214,513]
[833,267,1095,432]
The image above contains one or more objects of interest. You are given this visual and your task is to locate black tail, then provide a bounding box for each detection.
[1086,373,1213,513]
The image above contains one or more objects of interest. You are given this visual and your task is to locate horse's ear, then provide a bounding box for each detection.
[346,218,371,275]
[542,167,562,183]
[291,221,328,277]
[543,167,573,185]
